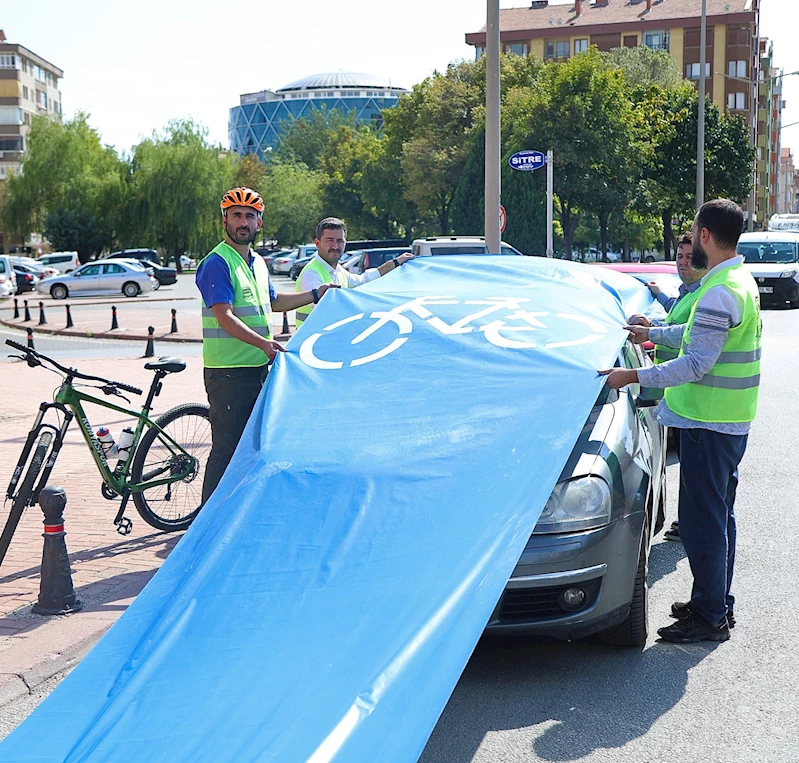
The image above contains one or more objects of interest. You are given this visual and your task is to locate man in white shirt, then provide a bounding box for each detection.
[295,217,414,325]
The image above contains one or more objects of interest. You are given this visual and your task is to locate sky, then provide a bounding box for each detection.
[2,0,798,155]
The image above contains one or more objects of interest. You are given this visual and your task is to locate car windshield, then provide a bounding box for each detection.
[429,246,489,255]
[738,242,797,264]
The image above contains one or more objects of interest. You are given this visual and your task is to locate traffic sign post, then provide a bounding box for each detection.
[508,149,554,257]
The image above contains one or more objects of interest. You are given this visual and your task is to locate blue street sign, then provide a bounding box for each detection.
[508,150,546,171]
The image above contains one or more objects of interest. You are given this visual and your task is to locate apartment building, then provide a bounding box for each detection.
[778,147,797,214]
[466,0,775,226]
[0,29,63,182]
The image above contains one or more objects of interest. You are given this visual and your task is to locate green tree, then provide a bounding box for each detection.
[129,119,235,270]
[260,162,324,246]
[602,46,683,89]
[233,153,268,193]
[43,208,104,260]
[2,112,127,261]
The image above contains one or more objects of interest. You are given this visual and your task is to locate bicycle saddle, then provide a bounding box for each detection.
[144,356,186,374]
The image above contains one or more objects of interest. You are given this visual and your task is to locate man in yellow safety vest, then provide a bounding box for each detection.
[196,188,338,505]
[601,199,760,643]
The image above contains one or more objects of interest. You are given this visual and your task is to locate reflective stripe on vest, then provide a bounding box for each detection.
[201,242,273,368]
[295,258,349,324]
[664,264,762,424]
[653,288,701,364]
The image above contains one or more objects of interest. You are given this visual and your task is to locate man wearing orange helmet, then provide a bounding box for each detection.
[196,187,338,504]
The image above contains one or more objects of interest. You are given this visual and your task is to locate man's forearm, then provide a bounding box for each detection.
[649,323,686,349]
[271,292,316,312]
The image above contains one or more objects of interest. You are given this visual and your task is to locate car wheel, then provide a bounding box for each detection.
[644,255,656,263]
[50,284,68,300]
[152,279,161,291]
[123,281,141,298]
[789,297,799,309]
[596,522,649,647]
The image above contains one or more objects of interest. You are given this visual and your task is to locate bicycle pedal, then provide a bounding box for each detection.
[115,517,133,535]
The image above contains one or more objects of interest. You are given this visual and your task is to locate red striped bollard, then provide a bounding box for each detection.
[26,327,34,349]
[110,305,119,331]
[38,301,47,325]
[23,299,31,322]
[144,326,155,358]
[65,304,74,328]
[282,312,290,335]
[170,308,178,333]
[32,486,83,616]
[13,298,19,319]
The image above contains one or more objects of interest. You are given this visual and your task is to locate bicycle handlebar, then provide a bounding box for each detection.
[5,339,143,395]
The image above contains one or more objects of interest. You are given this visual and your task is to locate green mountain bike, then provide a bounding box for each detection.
[1,339,211,566]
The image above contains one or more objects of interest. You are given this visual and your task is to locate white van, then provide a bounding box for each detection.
[411,236,525,257]
[38,251,80,274]
[737,231,799,308]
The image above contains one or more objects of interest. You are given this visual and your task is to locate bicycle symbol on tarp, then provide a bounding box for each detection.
[298,296,608,370]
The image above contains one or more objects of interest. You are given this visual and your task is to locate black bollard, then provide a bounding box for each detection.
[13,298,19,319]
[23,299,31,322]
[26,327,34,349]
[32,487,83,616]
[65,304,74,328]
[38,301,47,326]
[144,326,155,358]
[170,308,178,334]
[282,312,290,335]
[110,305,119,331]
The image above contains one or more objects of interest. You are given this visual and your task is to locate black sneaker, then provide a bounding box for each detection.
[671,601,735,628]
[663,523,681,542]
[657,612,730,643]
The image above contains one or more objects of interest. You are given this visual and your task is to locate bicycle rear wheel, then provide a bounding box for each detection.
[131,404,211,531]
[0,431,53,566]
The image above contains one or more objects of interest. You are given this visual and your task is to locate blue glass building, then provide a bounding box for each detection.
[229,71,408,159]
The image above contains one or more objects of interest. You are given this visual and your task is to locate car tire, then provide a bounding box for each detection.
[50,284,68,300]
[789,297,799,309]
[152,279,161,291]
[644,255,656,263]
[596,521,649,648]
[123,281,141,298]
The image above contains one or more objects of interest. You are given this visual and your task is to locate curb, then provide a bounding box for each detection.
[0,318,202,344]
[0,295,196,315]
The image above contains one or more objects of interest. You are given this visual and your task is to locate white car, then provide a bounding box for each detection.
[411,236,524,257]
[0,255,16,298]
[37,251,81,274]
[39,259,156,299]
[271,250,300,275]
[737,231,799,308]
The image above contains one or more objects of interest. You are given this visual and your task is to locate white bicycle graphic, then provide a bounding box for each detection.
[298,295,608,370]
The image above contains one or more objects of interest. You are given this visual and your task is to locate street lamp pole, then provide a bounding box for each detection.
[696,0,707,211]
[485,0,501,253]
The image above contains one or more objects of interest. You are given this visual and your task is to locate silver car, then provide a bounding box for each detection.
[39,259,156,299]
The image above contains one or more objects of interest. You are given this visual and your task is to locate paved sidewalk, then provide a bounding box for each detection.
[0,354,206,708]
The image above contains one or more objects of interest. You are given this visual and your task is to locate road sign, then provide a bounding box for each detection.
[508,150,546,171]
[499,204,507,233]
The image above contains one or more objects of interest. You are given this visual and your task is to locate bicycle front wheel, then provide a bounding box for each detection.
[131,404,211,531]
[0,431,53,566]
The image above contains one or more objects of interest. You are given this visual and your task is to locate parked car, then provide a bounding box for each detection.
[270,250,301,276]
[0,255,16,298]
[486,339,667,645]
[13,265,38,294]
[737,231,799,308]
[11,257,58,280]
[39,259,156,299]
[107,250,176,288]
[37,251,80,274]
[411,236,524,257]
[344,248,411,275]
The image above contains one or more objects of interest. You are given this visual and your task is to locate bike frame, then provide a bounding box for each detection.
[7,373,196,506]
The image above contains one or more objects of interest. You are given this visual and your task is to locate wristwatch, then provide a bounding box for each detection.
[312,288,319,304]
[392,257,401,269]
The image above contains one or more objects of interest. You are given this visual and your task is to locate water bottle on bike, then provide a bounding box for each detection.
[96,427,117,458]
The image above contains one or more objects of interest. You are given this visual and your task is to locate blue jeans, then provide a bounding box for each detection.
[678,428,748,627]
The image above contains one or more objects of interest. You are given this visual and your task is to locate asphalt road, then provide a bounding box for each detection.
[420,304,799,763]
[1,301,796,761]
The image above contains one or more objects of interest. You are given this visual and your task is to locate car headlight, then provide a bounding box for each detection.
[532,476,611,534]
[780,268,797,278]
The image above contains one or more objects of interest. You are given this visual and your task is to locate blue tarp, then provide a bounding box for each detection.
[1,256,652,762]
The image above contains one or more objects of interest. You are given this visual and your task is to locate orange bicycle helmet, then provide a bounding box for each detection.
[220,187,265,213]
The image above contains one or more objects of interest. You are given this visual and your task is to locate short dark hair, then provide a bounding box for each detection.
[695,199,744,250]
[315,217,347,240]
[676,232,692,248]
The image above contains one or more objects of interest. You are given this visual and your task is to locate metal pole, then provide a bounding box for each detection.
[546,150,554,257]
[485,0,501,253]
[696,0,707,210]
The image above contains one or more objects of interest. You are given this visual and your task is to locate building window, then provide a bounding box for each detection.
[475,45,485,59]
[0,54,17,69]
[545,40,570,59]
[503,42,528,57]
[643,30,669,51]
[23,85,28,100]
[685,62,710,79]
[728,60,747,79]
[574,38,588,54]
[727,92,746,110]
